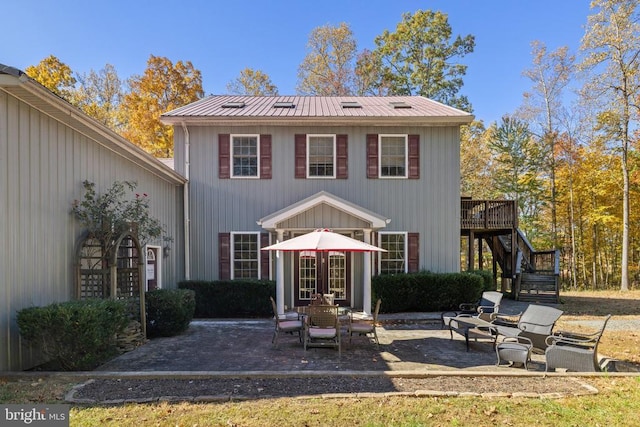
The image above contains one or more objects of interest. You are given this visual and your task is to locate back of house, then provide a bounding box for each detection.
[162,95,473,313]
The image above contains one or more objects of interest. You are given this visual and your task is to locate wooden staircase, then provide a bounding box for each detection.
[490,230,560,303]
[461,198,559,304]
[517,273,559,303]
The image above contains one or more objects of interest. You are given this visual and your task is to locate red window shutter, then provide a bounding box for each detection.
[408,134,420,179]
[408,232,419,273]
[219,232,231,280]
[336,134,348,179]
[295,134,306,178]
[260,135,272,179]
[260,233,270,279]
[366,134,378,179]
[219,134,230,179]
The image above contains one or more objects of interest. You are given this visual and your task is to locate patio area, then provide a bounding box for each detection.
[97,299,551,373]
[96,318,523,373]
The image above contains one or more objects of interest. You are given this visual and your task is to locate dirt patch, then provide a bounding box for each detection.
[69,376,596,402]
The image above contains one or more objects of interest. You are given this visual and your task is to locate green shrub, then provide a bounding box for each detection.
[467,269,496,291]
[145,289,196,337]
[179,280,275,318]
[372,272,484,312]
[17,299,129,371]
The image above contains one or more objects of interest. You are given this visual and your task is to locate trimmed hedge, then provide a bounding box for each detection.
[467,269,496,292]
[179,280,275,318]
[146,289,196,337]
[372,272,484,313]
[17,299,129,371]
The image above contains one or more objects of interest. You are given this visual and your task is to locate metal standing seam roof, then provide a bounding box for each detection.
[161,95,474,124]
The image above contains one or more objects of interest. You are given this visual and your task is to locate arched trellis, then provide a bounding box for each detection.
[75,226,146,336]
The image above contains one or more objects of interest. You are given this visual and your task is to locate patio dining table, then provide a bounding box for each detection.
[295,305,352,324]
[445,315,498,351]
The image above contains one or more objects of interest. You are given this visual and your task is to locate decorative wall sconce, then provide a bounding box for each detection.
[163,244,171,258]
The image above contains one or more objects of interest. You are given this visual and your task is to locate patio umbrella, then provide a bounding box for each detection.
[261,228,386,253]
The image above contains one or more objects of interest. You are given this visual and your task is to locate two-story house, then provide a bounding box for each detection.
[161,96,473,313]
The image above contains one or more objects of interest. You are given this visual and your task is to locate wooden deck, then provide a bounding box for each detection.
[460,199,517,231]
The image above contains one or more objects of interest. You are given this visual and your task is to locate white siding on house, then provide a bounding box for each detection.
[0,77,185,370]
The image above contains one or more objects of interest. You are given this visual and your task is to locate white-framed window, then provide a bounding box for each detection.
[307,134,336,178]
[379,134,408,178]
[379,232,407,274]
[231,134,259,178]
[231,232,260,279]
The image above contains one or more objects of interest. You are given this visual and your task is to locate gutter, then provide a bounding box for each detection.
[181,122,191,280]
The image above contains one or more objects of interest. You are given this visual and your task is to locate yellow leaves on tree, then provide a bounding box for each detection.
[25,55,77,100]
[121,55,204,158]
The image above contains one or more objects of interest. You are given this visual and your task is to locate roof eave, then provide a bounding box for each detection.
[160,115,474,127]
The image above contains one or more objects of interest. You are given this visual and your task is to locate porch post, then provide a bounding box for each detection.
[276,229,285,315]
[363,229,372,315]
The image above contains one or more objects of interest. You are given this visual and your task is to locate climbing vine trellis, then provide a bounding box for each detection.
[72,180,169,337]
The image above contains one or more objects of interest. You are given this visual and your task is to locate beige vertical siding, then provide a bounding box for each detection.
[0,89,184,370]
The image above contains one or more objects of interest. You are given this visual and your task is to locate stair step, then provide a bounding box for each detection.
[517,290,559,303]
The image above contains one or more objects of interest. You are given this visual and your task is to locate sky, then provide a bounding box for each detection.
[2,0,592,125]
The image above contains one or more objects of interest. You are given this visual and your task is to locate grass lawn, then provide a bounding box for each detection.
[2,289,639,426]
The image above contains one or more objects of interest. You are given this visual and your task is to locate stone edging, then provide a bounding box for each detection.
[64,376,599,404]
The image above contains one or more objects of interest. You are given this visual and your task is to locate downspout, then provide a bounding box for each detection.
[181,122,191,280]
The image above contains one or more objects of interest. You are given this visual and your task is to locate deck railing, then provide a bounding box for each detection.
[460,199,517,230]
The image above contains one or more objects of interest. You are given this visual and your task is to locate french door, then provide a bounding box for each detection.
[294,250,350,306]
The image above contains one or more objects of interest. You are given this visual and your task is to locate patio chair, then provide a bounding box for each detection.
[441,291,503,327]
[545,314,612,372]
[348,299,382,346]
[270,297,303,347]
[304,304,341,355]
[492,304,564,353]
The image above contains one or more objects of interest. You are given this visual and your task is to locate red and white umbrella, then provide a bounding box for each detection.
[261,228,385,252]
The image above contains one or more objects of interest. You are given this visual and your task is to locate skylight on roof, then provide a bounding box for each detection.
[389,101,411,109]
[341,101,362,108]
[222,102,246,108]
[273,102,296,108]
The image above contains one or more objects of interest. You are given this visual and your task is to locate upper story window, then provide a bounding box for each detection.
[231,232,259,279]
[378,232,407,274]
[295,134,348,179]
[379,135,408,178]
[231,134,259,178]
[367,133,419,179]
[219,134,271,179]
[307,135,336,178]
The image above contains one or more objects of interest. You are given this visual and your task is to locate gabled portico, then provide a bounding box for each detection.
[258,191,389,315]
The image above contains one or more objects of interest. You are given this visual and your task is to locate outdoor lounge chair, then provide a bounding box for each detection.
[441,291,503,327]
[270,297,303,347]
[304,304,341,355]
[492,304,564,353]
[348,299,381,346]
[545,314,612,372]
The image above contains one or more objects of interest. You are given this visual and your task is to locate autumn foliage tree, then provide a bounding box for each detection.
[366,10,475,111]
[25,55,77,100]
[297,22,357,96]
[227,68,278,96]
[121,55,204,157]
[73,64,125,132]
[579,0,640,291]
